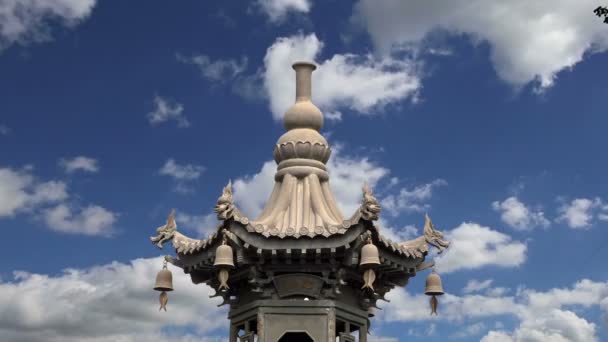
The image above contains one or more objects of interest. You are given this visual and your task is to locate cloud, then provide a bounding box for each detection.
[380,278,608,342]
[233,161,277,218]
[492,197,549,230]
[147,95,189,128]
[0,166,117,236]
[43,204,116,236]
[159,159,205,194]
[175,211,218,238]
[255,0,311,22]
[176,54,248,82]
[0,0,96,52]
[0,257,227,342]
[378,223,418,242]
[262,33,421,120]
[557,197,605,229]
[381,179,447,215]
[0,167,68,217]
[353,0,608,91]
[60,156,99,173]
[484,309,597,342]
[435,222,527,273]
[463,279,494,294]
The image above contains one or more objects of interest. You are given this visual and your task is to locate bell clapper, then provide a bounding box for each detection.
[153,259,174,312]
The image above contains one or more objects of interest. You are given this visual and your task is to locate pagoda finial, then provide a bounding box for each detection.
[283,61,324,132]
[293,61,316,102]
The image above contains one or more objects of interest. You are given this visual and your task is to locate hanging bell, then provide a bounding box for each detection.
[359,237,380,268]
[214,239,235,268]
[154,263,174,292]
[425,269,444,315]
[214,237,234,291]
[154,260,173,311]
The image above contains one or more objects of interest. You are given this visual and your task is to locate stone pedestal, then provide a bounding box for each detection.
[229,299,368,342]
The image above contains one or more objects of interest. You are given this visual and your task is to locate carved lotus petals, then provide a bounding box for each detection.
[273,141,331,164]
[312,143,330,163]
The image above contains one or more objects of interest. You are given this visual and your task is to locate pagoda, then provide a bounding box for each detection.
[150,61,450,342]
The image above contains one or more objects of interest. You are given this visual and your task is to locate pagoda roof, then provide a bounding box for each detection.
[149,61,449,268]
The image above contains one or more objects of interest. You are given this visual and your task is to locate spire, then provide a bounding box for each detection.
[252,61,345,238]
[293,61,315,102]
[283,62,324,132]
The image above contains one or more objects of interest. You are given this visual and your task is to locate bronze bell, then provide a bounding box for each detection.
[154,267,174,292]
[425,271,444,296]
[154,260,173,312]
[214,240,235,268]
[359,238,380,268]
[425,269,444,316]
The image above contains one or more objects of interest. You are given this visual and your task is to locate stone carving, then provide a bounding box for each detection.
[150,210,177,249]
[400,214,450,254]
[359,183,381,221]
[214,180,249,224]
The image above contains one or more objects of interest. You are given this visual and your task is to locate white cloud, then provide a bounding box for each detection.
[0,167,68,217]
[378,223,418,242]
[43,203,116,236]
[177,54,247,81]
[159,159,204,181]
[381,278,608,342]
[0,0,96,52]
[436,222,527,273]
[0,257,227,342]
[159,159,205,194]
[60,156,99,173]
[492,197,549,230]
[381,179,447,215]
[233,161,277,218]
[147,95,189,128]
[325,111,343,121]
[353,0,608,91]
[175,211,218,238]
[255,0,311,22]
[463,279,494,294]
[485,309,597,342]
[452,322,486,338]
[325,147,389,216]
[262,33,420,120]
[0,166,117,236]
[557,197,604,229]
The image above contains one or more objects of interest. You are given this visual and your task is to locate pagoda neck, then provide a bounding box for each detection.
[293,61,316,102]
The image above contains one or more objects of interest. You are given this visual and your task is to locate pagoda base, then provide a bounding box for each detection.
[228,299,369,342]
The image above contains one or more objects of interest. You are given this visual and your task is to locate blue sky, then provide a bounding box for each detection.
[1,1,608,341]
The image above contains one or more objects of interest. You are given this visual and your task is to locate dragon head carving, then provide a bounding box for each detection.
[423,214,450,253]
[214,180,236,221]
[150,209,177,249]
[360,183,381,221]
